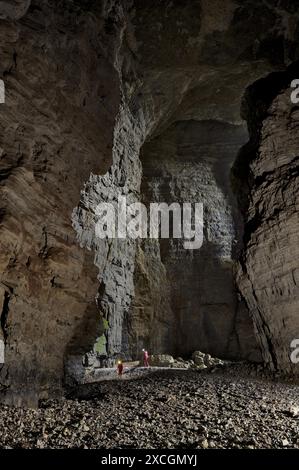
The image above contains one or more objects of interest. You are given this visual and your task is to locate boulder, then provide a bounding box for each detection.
[192,351,224,368]
[192,351,205,366]
[204,354,213,367]
[149,354,175,367]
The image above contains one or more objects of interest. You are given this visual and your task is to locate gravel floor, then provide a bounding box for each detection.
[0,367,299,449]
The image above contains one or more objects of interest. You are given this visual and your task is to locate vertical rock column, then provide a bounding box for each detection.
[235,71,299,374]
[72,96,146,365]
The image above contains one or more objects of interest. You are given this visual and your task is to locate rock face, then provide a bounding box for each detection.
[0,0,298,404]
[132,120,259,361]
[0,0,123,405]
[235,66,299,374]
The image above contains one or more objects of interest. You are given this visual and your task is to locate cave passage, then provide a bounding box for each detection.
[125,119,261,363]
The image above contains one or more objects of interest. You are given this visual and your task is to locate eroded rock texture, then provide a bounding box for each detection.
[0,0,123,405]
[0,0,298,404]
[235,66,299,374]
[132,120,259,361]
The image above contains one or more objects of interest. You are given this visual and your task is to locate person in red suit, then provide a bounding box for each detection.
[117,360,123,376]
[142,349,149,367]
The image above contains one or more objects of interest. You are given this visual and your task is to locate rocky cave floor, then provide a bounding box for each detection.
[0,364,299,449]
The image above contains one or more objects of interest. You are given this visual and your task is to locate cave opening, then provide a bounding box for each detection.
[125,118,261,363]
[65,60,299,387]
[123,61,299,367]
[66,79,271,385]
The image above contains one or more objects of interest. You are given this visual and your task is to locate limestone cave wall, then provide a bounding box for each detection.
[234,65,299,374]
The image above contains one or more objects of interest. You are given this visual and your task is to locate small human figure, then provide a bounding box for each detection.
[117,359,123,377]
[142,348,149,367]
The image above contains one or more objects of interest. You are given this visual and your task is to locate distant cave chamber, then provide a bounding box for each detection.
[124,119,261,363]
[74,118,262,377]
